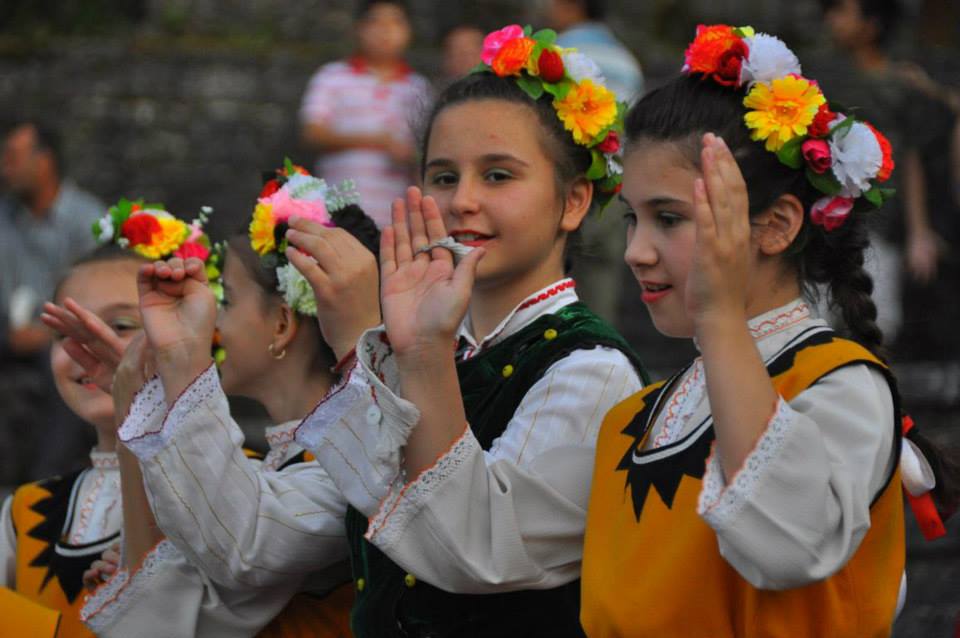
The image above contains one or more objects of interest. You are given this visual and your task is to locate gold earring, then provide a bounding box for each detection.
[267,343,286,360]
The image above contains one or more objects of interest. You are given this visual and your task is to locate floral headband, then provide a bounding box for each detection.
[476,25,625,211]
[682,24,895,231]
[248,159,360,316]
[93,197,216,265]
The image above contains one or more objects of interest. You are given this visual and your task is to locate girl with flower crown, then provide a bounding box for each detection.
[580,25,959,638]
[0,200,212,638]
[51,168,381,637]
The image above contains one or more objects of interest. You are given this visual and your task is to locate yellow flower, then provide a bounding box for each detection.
[743,76,826,151]
[553,79,618,146]
[249,202,277,255]
[131,217,189,259]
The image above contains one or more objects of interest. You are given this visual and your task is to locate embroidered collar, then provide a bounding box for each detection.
[265,420,300,450]
[89,450,119,471]
[747,298,812,341]
[347,55,412,80]
[263,420,305,472]
[457,278,578,354]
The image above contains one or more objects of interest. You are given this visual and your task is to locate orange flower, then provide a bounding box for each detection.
[743,75,825,151]
[492,37,536,77]
[865,123,894,182]
[553,79,618,145]
[683,25,748,86]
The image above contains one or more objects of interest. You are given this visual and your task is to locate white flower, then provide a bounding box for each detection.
[276,262,317,316]
[95,214,114,242]
[284,173,328,203]
[606,154,623,176]
[740,33,801,87]
[561,50,605,85]
[829,118,882,197]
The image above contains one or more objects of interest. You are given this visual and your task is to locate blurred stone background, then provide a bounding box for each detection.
[0,1,957,635]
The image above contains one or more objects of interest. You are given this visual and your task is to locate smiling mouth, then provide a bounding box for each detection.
[449,231,493,246]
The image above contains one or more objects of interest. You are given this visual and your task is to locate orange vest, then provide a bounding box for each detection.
[10,470,118,638]
[582,333,904,638]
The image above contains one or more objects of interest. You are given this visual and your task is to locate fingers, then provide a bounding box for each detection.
[406,187,429,261]
[450,247,485,297]
[64,298,126,365]
[422,194,451,248]
[692,177,716,244]
[380,226,397,278]
[184,257,208,284]
[391,196,415,265]
[701,134,730,239]
[285,244,332,293]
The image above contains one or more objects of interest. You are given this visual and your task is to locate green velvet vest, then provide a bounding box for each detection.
[345,302,648,638]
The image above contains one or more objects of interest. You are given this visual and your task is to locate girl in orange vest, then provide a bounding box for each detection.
[581,24,958,638]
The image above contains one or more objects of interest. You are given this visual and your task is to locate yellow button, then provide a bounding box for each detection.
[543,328,558,341]
[404,573,417,588]
[356,578,366,592]
[502,364,514,378]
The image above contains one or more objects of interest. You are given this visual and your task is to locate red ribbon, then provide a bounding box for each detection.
[902,415,947,541]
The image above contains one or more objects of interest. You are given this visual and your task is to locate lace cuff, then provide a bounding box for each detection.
[698,397,796,529]
[119,364,221,461]
[366,424,478,551]
[81,539,179,632]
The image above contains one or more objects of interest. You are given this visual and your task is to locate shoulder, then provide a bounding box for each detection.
[308,60,353,84]
[537,347,644,400]
[59,182,105,221]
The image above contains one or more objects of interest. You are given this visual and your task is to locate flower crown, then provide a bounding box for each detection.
[475,24,625,211]
[248,158,360,316]
[682,24,895,231]
[93,197,216,263]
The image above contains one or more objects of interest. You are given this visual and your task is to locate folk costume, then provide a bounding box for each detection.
[80,417,353,638]
[582,300,904,637]
[82,168,364,637]
[1,451,121,638]
[295,279,646,637]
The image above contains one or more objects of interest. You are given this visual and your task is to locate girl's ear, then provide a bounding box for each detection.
[559,176,593,233]
[752,193,805,256]
[272,303,300,353]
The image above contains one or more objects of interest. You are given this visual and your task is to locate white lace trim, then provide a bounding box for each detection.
[366,425,477,550]
[748,299,811,341]
[81,539,180,631]
[295,363,368,452]
[89,450,120,470]
[120,364,220,461]
[653,359,705,448]
[698,397,796,529]
[116,376,166,445]
[263,420,304,472]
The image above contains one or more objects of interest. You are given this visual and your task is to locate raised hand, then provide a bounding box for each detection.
[685,133,752,331]
[41,299,127,393]
[284,216,382,361]
[82,543,121,591]
[112,332,157,427]
[379,187,484,359]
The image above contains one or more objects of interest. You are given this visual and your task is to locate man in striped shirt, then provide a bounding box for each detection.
[300,0,431,228]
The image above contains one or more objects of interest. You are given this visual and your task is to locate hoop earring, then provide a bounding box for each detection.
[267,343,286,360]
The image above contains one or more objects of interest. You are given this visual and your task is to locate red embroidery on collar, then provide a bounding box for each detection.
[347,55,413,80]
[515,280,576,313]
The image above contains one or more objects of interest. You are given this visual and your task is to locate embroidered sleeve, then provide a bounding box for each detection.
[695,365,896,590]
[359,347,642,593]
[118,365,220,461]
[296,326,420,516]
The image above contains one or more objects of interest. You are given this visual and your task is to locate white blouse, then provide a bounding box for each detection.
[295,278,644,593]
[1,449,121,588]
[81,382,351,637]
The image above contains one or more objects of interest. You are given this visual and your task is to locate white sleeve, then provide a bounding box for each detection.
[117,366,349,590]
[81,540,296,638]
[0,495,14,587]
[697,364,896,589]
[298,328,643,593]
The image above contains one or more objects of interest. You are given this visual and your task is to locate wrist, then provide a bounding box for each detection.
[395,338,457,374]
[694,312,751,350]
[155,343,212,401]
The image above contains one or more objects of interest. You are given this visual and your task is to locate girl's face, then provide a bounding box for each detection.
[423,99,587,294]
[622,142,700,338]
[215,254,281,398]
[51,260,143,430]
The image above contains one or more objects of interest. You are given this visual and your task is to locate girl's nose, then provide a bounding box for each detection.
[624,225,658,269]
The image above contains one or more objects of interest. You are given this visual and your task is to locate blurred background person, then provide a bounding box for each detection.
[0,121,104,485]
[299,0,431,228]
[441,23,485,84]
[547,0,644,325]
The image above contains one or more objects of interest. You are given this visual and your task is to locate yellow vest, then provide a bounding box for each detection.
[582,334,904,638]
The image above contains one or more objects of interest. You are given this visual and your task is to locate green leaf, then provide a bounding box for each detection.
[531,28,557,46]
[828,115,855,139]
[523,25,533,36]
[776,136,805,169]
[806,168,842,196]
[91,219,102,239]
[543,79,573,100]
[468,62,490,74]
[516,75,544,100]
[284,157,295,175]
[586,150,606,180]
[863,187,883,208]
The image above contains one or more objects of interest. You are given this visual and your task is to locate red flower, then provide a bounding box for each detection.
[492,37,535,77]
[121,214,161,246]
[174,241,211,262]
[537,49,565,83]
[683,24,748,87]
[809,103,837,138]
[865,123,894,182]
[801,139,832,174]
[810,196,854,231]
[597,131,620,154]
[260,179,280,198]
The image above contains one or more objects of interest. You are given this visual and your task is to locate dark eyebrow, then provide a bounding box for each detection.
[99,303,139,314]
[618,194,687,208]
[424,154,531,170]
